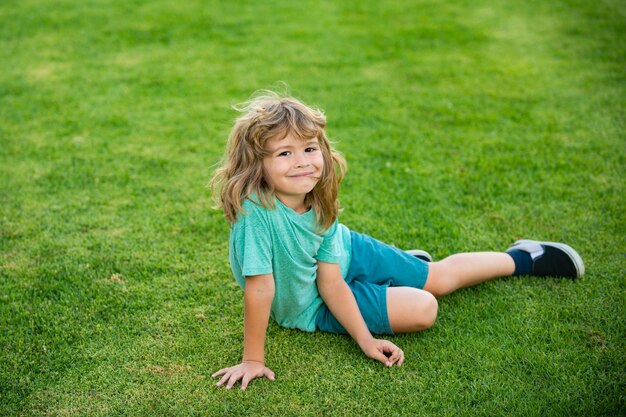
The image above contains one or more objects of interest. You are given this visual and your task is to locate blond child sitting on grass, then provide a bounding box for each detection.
[210,91,584,390]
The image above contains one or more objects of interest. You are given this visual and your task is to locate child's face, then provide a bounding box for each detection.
[262,132,324,212]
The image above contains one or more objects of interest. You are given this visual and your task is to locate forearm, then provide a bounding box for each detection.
[242,275,275,363]
[317,274,373,347]
[314,262,404,368]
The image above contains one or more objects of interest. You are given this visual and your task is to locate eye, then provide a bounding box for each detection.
[278,151,291,157]
[305,147,318,153]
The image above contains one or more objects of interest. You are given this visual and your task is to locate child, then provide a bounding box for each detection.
[210,91,584,390]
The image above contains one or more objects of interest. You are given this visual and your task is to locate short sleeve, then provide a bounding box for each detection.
[233,203,274,277]
[315,220,342,264]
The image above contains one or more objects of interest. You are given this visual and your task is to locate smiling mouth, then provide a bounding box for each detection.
[288,172,316,178]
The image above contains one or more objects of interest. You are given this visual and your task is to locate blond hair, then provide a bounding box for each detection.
[211,91,347,230]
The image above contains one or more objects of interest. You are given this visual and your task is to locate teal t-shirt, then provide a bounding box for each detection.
[229,196,352,332]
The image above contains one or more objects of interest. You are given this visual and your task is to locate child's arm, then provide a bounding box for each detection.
[212,274,276,390]
[316,261,404,367]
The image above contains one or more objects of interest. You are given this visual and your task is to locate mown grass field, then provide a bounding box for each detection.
[1,0,624,415]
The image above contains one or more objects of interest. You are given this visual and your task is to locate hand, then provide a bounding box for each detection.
[212,361,276,390]
[359,338,404,367]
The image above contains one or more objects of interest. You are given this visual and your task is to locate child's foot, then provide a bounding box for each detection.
[405,249,433,262]
[506,240,584,278]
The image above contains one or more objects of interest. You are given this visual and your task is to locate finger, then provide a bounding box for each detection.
[397,350,405,367]
[387,346,403,366]
[389,347,403,365]
[372,350,392,367]
[226,372,243,390]
[216,370,233,386]
[263,368,276,381]
[377,344,397,367]
[212,367,232,378]
[240,374,251,391]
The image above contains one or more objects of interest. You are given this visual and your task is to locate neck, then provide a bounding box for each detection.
[276,194,308,214]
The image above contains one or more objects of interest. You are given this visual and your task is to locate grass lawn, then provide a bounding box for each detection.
[1,0,624,415]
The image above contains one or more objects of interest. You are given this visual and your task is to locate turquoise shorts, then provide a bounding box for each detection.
[315,231,429,335]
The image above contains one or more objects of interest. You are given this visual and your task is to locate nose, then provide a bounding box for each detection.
[294,152,311,168]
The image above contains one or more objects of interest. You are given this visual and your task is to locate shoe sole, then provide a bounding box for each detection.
[405,249,433,262]
[512,239,585,278]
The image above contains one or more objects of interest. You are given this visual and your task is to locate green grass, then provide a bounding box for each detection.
[1,0,624,415]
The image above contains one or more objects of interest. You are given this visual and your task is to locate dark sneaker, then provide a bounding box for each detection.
[405,249,433,263]
[507,240,584,278]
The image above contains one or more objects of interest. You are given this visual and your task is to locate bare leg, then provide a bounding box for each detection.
[424,252,515,297]
[385,253,514,333]
[386,287,438,333]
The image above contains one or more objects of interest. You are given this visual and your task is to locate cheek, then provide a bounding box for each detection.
[262,160,283,183]
[314,153,325,169]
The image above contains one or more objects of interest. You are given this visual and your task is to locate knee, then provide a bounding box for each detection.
[407,291,438,332]
[388,288,439,333]
[425,260,458,297]
[419,292,438,329]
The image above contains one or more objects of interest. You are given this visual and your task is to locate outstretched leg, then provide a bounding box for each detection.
[423,239,585,297]
[386,252,516,332]
[385,240,584,333]
[423,252,514,297]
